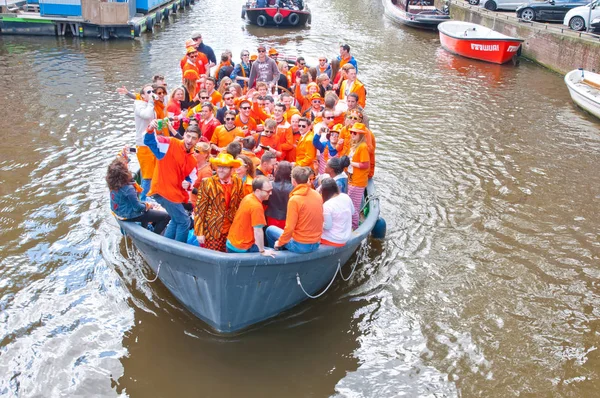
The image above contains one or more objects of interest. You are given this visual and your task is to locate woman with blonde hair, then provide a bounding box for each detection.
[346,123,370,230]
[276,61,290,94]
[217,76,233,96]
[181,69,201,110]
[229,83,243,98]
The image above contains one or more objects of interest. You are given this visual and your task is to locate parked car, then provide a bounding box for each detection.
[516,0,590,22]
[564,0,600,30]
[591,15,600,30]
[481,0,528,11]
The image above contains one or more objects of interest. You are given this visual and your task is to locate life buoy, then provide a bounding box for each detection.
[288,12,300,26]
[257,15,267,26]
[273,12,284,24]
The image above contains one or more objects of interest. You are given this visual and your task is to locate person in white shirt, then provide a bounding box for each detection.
[320,177,355,247]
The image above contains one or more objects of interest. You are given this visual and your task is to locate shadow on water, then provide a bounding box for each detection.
[114,238,385,397]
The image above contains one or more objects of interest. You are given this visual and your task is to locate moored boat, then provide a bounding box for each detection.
[383,0,450,30]
[242,1,311,27]
[438,21,523,64]
[565,68,600,120]
[118,180,382,333]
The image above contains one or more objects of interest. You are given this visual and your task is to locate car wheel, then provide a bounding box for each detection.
[520,8,535,21]
[468,0,479,5]
[569,16,586,31]
[484,0,497,11]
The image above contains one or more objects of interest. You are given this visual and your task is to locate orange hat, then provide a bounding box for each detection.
[236,98,252,108]
[268,47,278,56]
[186,46,198,54]
[310,93,323,102]
[349,122,367,134]
[210,153,243,168]
[185,39,195,48]
[250,54,258,61]
[330,123,343,133]
[183,69,199,81]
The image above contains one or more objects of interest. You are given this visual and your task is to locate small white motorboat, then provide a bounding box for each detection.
[565,68,600,120]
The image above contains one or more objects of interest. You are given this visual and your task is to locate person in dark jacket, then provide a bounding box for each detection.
[107,155,170,234]
[264,161,293,229]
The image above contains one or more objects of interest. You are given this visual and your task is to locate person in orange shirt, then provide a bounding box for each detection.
[294,116,317,169]
[236,154,255,197]
[280,92,300,121]
[295,82,320,114]
[211,110,245,152]
[226,176,275,255]
[337,110,359,157]
[339,67,366,108]
[289,57,307,86]
[190,102,221,142]
[342,109,375,178]
[235,98,259,135]
[301,93,325,122]
[265,166,323,253]
[254,119,281,162]
[181,45,208,78]
[205,77,222,107]
[346,123,370,229]
[273,103,294,161]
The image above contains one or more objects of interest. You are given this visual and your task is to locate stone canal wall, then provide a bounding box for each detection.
[438,0,600,74]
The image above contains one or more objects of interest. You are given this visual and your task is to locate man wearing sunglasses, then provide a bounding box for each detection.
[345,92,369,128]
[247,44,279,91]
[191,31,216,70]
[211,110,244,153]
[216,92,237,124]
[293,117,317,168]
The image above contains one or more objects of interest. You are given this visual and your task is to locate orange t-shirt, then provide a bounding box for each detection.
[211,125,245,149]
[227,193,266,250]
[180,54,208,76]
[235,115,258,135]
[349,142,370,188]
[276,122,294,161]
[337,127,352,157]
[243,176,254,197]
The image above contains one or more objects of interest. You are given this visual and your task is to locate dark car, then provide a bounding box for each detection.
[516,0,590,22]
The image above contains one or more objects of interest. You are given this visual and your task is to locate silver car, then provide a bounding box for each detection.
[466,0,528,11]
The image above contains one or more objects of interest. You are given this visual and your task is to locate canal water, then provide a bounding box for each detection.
[1,0,600,396]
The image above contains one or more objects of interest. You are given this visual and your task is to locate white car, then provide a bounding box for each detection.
[564,0,600,30]
[479,0,528,11]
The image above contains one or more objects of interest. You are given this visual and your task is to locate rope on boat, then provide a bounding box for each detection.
[140,261,161,283]
[339,241,366,281]
[296,260,341,299]
[360,194,379,214]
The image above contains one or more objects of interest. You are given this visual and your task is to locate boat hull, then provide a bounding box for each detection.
[565,69,600,120]
[382,0,450,30]
[438,21,523,64]
[118,181,380,333]
[243,7,311,27]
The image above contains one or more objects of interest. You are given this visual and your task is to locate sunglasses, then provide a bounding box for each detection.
[225,117,235,121]
[201,96,210,99]
[298,124,308,128]
[350,132,359,135]
[299,63,305,66]
[156,91,166,95]
[258,49,266,53]
[145,90,154,94]
[347,116,359,121]
[319,59,326,62]
[242,53,249,57]
[324,116,334,120]
[189,53,198,57]
[264,130,273,134]
[312,100,322,104]
[193,36,201,40]
[240,106,251,110]
[224,96,234,100]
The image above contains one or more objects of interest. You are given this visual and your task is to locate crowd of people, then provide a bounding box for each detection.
[107,32,375,256]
